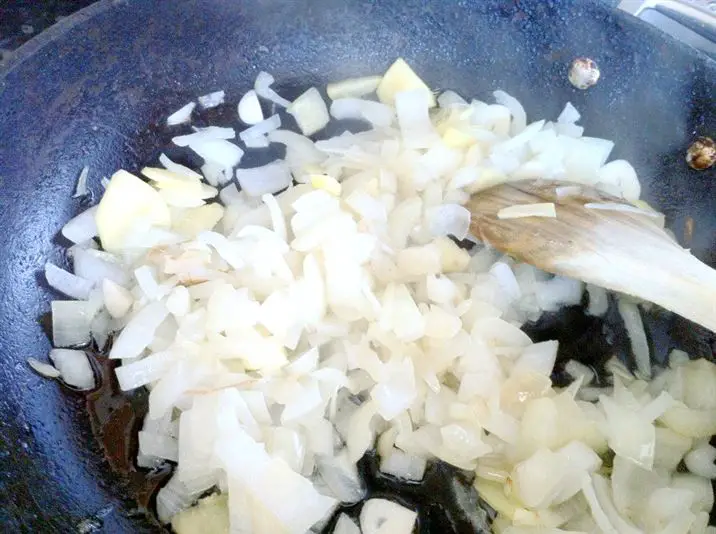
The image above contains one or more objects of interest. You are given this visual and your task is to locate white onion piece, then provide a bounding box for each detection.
[115,351,174,391]
[51,300,94,347]
[498,203,557,219]
[330,99,394,128]
[73,248,129,286]
[332,513,361,534]
[219,183,242,205]
[173,126,235,147]
[288,87,330,136]
[685,444,716,479]
[437,90,468,108]
[377,58,435,107]
[238,89,264,124]
[360,498,417,534]
[139,430,179,462]
[189,139,244,169]
[45,263,93,300]
[198,90,225,109]
[200,162,233,187]
[102,278,134,318]
[243,134,269,148]
[316,451,366,503]
[61,206,98,243]
[51,59,688,533]
[598,160,640,201]
[157,474,195,524]
[565,360,595,386]
[557,102,581,124]
[425,204,470,240]
[513,340,558,377]
[395,89,439,149]
[600,394,655,469]
[494,90,527,134]
[160,153,203,180]
[586,284,609,316]
[134,265,161,300]
[236,160,292,197]
[109,301,169,359]
[380,448,426,481]
[254,71,291,108]
[618,298,650,379]
[216,420,337,534]
[327,76,382,100]
[239,114,281,144]
[167,102,195,126]
[73,166,89,198]
[49,349,95,390]
[27,357,61,379]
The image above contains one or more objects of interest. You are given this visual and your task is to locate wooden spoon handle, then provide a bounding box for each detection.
[469,180,716,332]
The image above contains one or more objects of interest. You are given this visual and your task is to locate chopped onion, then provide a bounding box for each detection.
[425,204,470,240]
[160,153,203,180]
[380,448,426,481]
[586,284,609,316]
[115,351,174,391]
[498,203,557,219]
[188,139,244,169]
[332,513,361,534]
[565,360,595,386]
[167,102,195,126]
[327,76,382,100]
[27,357,61,379]
[238,89,264,124]
[52,59,692,533]
[198,90,225,109]
[49,349,95,390]
[494,90,527,135]
[330,99,394,128]
[109,301,169,359]
[73,166,89,198]
[685,444,716,479]
[395,89,439,148]
[376,58,435,107]
[557,102,581,124]
[287,87,330,136]
[173,126,235,147]
[437,90,468,109]
[61,206,98,243]
[51,300,94,347]
[139,430,179,462]
[45,263,93,300]
[254,71,291,108]
[360,498,417,534]
[239,114,281,144]
[618,298,650,379]
[236,160,292,197]
[243,134,269,148]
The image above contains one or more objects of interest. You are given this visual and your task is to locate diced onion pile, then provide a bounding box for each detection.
[42,58,716,534]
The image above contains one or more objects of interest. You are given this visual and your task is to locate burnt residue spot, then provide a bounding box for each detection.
[85,355,171,531]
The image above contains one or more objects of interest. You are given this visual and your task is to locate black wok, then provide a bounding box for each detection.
[0,0,714,532]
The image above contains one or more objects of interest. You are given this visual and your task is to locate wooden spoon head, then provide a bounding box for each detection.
[467,179,672,274]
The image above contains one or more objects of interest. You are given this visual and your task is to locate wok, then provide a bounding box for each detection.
[0,0,714,532]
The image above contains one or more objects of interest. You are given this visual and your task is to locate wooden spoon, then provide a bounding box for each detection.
[468,180,716,333]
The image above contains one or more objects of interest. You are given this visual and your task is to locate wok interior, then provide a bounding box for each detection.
[0,0,714,531]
